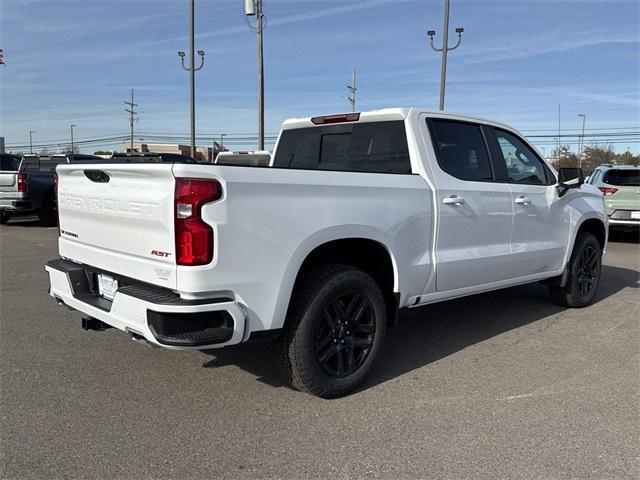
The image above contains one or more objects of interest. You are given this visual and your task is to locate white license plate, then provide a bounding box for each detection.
[631,211,640,219]
[97,274,118,300]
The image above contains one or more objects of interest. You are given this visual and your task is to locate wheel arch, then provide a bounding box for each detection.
[550,215,607,288]
[274,233,401,331]
[576,217,607,251]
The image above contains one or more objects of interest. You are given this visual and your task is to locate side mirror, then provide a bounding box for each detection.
[557,167,585,197]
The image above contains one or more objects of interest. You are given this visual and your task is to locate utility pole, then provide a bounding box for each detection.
[428,0,464,111]
[577,113,586,168]
[29,130,36,154]
[347,70,357,112]
[125,89,138,153]
[178,0,205,159]
[220,133,226,151]
[245,0,265,151]
[70,124,76,153]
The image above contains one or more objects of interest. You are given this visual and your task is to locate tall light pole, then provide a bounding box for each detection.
[29,130,36,154]
[245,0,265,151]
[427,0,464,111]
[178,0,205,159]
[577,113,586,168]
[70,124,76,153]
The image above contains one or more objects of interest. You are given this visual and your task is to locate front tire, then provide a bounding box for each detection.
[549,232,602,308]
[276,264,387,398]
[0,212,11,225]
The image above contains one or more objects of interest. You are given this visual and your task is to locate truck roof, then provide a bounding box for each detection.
[281,107,516,132]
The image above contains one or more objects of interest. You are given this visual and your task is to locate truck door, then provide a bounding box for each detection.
[425,118,514,292]
[488,127,569,277]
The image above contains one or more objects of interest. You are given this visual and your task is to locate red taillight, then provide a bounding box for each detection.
[599,187,618,196]
[17,173,27,193]
[174,178,223,266]
[311,113,360,125]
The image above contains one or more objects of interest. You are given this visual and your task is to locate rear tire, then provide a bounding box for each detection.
[39,193,57,227]
[549,232,602,308]
[276,264,387,398]
[0,212,11,225]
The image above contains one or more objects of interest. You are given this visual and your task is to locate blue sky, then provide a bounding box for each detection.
[1,0,639,153]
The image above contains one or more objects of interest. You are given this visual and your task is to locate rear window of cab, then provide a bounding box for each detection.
[273,121,412,174]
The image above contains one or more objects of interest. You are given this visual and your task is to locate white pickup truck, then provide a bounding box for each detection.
[46,108,607,398]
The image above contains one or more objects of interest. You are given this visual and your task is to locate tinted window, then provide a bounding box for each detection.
[429,120,493,181]
[21,158,40,172]
[273,121,411,174]
[0,155,21,171]
[603,169,640,186]
[39,158,66,172]
[494,129,549,185]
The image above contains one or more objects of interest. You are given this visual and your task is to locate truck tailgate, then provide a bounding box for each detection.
[0,172,17,189]
[56,164,178,289]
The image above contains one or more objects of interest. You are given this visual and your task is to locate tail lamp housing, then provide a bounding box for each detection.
[17,173,27,193]
[599,187,618,196]
[174,178,222,266]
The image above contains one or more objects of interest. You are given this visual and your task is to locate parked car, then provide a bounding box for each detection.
[588,164,640,229]
[46,108,607,397]
[0,153,105,225]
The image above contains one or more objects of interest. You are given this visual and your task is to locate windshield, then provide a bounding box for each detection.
[603,169,640,186]
[0,155,21,171]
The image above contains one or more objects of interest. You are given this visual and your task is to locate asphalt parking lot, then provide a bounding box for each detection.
[1,218,638,480]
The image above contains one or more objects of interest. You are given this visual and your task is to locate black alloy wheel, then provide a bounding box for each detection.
[576,245,598,296]
[314,291,376,378]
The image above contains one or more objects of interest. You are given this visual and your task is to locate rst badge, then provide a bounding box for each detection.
[151,250,171,258]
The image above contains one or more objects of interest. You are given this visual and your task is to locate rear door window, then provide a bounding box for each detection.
[603,169,640,186]
[428,119,494,181]
[273,121,411,174]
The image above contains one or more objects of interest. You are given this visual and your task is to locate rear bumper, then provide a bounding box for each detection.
[46,259,246,349]
[0,196,33,212]
[608,219,639,226]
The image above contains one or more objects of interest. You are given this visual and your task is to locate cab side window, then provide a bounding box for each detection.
[428,119,494,181]
[493,129,550,185]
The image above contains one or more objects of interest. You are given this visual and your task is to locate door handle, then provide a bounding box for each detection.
[443,195,465,206]
[515,196,530,205]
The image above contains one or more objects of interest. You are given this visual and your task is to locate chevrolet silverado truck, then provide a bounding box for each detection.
[46,108,608,398]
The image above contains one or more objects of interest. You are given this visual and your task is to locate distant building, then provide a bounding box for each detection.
[123,142,226,163]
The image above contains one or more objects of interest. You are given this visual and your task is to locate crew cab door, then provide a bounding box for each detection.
[488,127,569,277]
[425,118,513,292]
